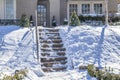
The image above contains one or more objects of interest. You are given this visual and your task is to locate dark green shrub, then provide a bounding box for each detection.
[78,15,105,23]
[52,16,57,27]
[70,11,80,26]
[20,14,30,27]
[110,17,120,23]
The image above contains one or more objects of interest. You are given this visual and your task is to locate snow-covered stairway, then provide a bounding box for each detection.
[38,27,67,72]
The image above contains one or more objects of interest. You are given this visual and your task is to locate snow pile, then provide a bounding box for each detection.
[0,25,120,80]
[40,70,96,80]
[0,26,44,79]
[60,25,120,74]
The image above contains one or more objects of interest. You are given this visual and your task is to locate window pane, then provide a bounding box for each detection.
[6,0,14,19]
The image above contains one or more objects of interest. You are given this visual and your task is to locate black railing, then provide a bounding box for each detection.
[0,19,20,25]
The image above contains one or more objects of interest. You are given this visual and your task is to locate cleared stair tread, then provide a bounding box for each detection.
[41,44,63,48]
[41,56,67,58]
[41,61,67,64]
[39,32,59,34]
[41,61,67,67]
[39,29,59,32]
[41,57,67,62]
[41,67,67,72]
[41,52,66,56]
[41,48,65,50]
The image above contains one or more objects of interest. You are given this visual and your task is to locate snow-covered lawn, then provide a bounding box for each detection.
[0,25,120,80]
[0,26,44,79]
[39,70,96,80]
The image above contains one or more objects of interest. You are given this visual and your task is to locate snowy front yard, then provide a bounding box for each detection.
[0,25,120,80]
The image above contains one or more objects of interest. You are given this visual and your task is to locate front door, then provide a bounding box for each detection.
[37,4,47,27]
[37,0,50,27]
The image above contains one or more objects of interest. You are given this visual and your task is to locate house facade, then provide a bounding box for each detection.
[0,0,119,26]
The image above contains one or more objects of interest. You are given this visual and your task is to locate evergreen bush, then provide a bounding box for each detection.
[20,14,30,27]
[87,65,120,80]
[78,15,105,23]
[69,11,80,26]
[52,16,57,27]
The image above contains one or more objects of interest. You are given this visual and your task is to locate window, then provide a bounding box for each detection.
[82,4,90,14]
[69,4,78,17]
[37,5,47,26]
[118,4,120,13]
[94,4,102,14]
[6,0,15,19]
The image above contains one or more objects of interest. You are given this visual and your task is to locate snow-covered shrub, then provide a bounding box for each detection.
[87,65,120,80]
[87,64,96,77]
[69,11,80,26]
[2,75,13,80]
[20,14,30,27]
[2,69,28,80]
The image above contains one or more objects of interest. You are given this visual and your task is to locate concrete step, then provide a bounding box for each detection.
[41,66,67,72]
[41,53,50,56]
[41,43,63,48]
[57,52,66,56]
[40,40,62,43]
[41,48,66,52]
[52,48,66,51]
[39,29,59,32]
[39,36,61,39]
[52,39,62,43]
[39,32,59,35]
[41,57,67,62]
[52,44,63,48]
[40,40,52,43]
[41,61,67,67]
[41,52,66,56]
[39,34,60,38]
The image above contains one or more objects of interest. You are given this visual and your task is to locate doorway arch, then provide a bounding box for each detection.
[37,0,50,27]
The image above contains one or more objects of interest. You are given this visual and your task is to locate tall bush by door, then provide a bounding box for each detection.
[20,14,29,27]
[52,16,57,27]
[69,11,80,26]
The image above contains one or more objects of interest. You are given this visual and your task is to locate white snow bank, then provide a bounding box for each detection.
[59,25,120,74]
[0,26,44,79]
[39,70,96,80]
